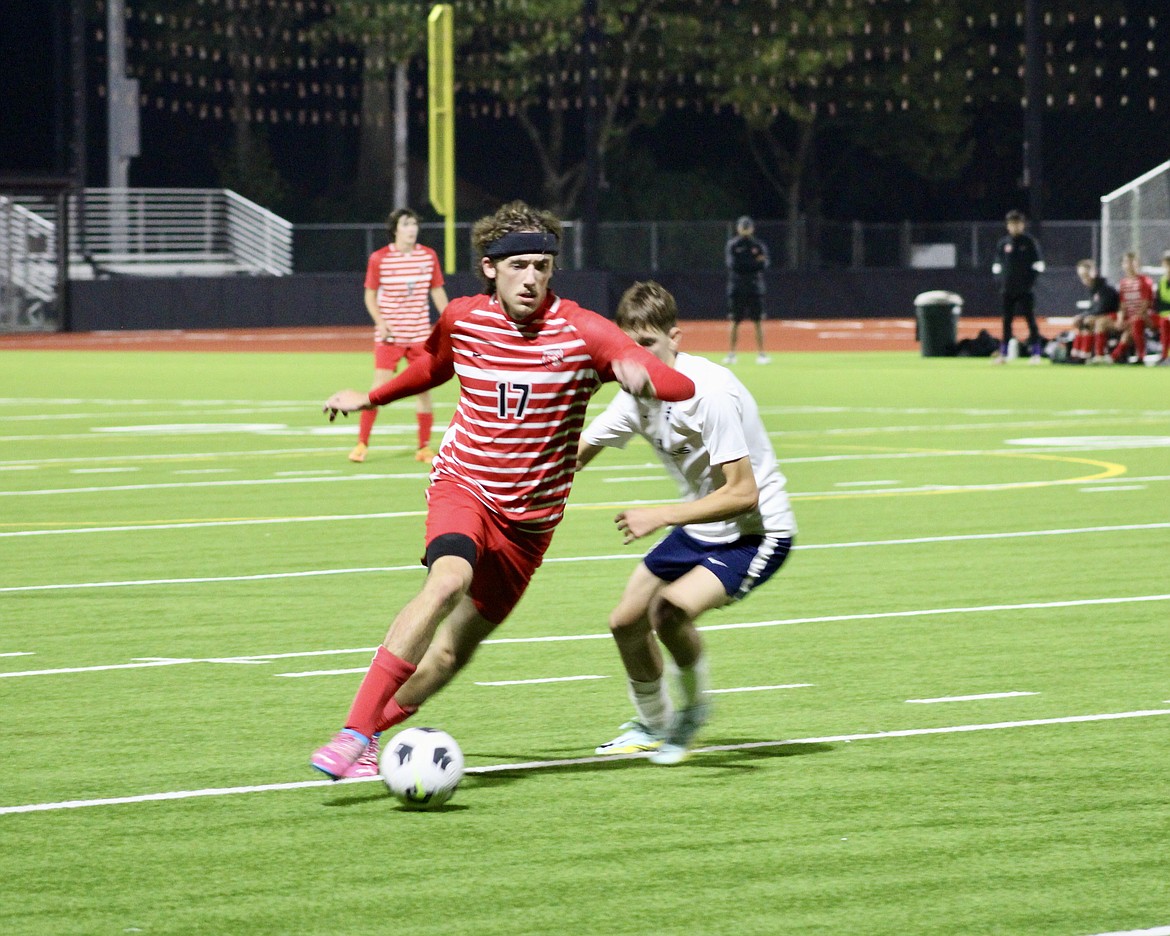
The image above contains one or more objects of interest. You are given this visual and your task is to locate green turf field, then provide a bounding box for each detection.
[1,349,1168,936]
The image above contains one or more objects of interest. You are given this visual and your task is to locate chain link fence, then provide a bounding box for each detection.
[294,219,1100,275]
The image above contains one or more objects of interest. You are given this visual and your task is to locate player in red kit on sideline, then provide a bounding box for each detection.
[310,201,696,780]
[351,208,449,464]
[1107,252,1155,364]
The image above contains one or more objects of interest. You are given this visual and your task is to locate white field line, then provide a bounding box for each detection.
[1084,928,1170,936]
[2,521,1170,589]
[0,511,430,538]
[0,472,427,498]
[7,593,1169,680]
[0,566,423,594]
[1079,485,1147,493]
[473,675,609,686]
[772,417,1170,438]
[4,472,1169,530]
[2,708,1167,816]
[709,684,813,693]
[275,668,368,678]
[0,446,360,468]
[906,691,1038,704]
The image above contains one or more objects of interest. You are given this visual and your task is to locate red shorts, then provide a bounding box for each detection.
[424,481,554,625]
[374,341,425,371]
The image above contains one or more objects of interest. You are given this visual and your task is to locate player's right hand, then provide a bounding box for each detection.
[323,389,372,421]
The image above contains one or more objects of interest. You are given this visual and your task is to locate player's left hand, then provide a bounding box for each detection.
[612,358,654,398]
[614,507,666,544]
[323,389,372,421]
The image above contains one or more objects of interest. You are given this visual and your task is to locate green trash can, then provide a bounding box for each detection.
[914,290,963,357]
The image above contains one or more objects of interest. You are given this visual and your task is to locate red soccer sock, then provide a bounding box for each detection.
[1094,333,1107,357]
[358,408,377,445]
[1160,318,1170,359]
[375,698,420,734]
[417,412,434,449]
[344,646,417,739]
[1132,319,1146,359]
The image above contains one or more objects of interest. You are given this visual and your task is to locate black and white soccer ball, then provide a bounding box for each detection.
[379,727,464,810]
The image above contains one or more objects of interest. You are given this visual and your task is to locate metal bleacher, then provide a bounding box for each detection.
[1,187,293,331]
[10,188,293,279]
[0,195,59,331]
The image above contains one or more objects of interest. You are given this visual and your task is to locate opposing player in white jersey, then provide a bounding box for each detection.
[310,203,696,780]
[577,281,797,764]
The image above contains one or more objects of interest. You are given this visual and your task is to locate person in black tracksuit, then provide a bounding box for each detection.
[725,216,771,364]
[992,210,1046,362]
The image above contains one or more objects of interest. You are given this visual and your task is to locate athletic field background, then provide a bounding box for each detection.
[1,332,1167,936]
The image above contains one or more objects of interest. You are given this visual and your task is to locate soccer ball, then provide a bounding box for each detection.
[379,727,464,810]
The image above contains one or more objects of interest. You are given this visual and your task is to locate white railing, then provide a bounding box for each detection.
[33,188,294,276]
[223,190,293,275]
[0,197,57,301]
[0,196,58,330]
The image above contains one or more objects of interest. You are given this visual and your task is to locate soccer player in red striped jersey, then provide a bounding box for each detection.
[310,201,696,780]
[351,208,449,464]
[1110,252,1155,363]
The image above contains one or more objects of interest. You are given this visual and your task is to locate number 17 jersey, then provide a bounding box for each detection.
[426,293,642,531]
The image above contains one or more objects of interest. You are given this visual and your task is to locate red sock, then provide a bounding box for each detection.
[1092,333,1104,357]
[344,647,417,739]
[417,411,434,449]
[1160,318,1170,359]
[358,408,377,445]
[375,698,419,734]
[1072,334,1086,356]
[1132,319,1146,358]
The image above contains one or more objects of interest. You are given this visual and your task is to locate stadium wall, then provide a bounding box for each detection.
[68,269,1082,331]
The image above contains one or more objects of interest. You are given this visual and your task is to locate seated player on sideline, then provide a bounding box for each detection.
[309,202,696,780]
[1104,251,1155,364]
[575,281,798,764]
[1071,259,1119,362]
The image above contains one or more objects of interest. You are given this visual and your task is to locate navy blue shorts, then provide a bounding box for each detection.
[643,527,793,600]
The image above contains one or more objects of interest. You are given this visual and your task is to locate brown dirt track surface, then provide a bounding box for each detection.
[0,317,1044,354]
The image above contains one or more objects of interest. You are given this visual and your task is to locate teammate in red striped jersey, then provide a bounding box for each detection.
[310,201,697,780]
[351,208,449,464]
[1108,251,1155,364]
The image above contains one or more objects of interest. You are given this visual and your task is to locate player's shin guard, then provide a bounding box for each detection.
[676,654,710,709]
[628,678,673,733]
[344,646,417,739]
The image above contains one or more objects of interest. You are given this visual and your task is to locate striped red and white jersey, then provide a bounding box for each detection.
[1118,274,1154,320]
[426,293,635,530]
[367,291,695,531]
[364,243,444,344]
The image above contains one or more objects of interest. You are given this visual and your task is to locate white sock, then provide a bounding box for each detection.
[628,678,673,732]
[676,654,710,709]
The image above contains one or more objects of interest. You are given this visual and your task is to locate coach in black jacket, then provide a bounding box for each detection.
[725,216,771,364]
[992,209,1046,362]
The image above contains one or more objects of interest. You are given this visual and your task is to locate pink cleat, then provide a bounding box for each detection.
[342,734,381,779]
[311,729,369,780]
